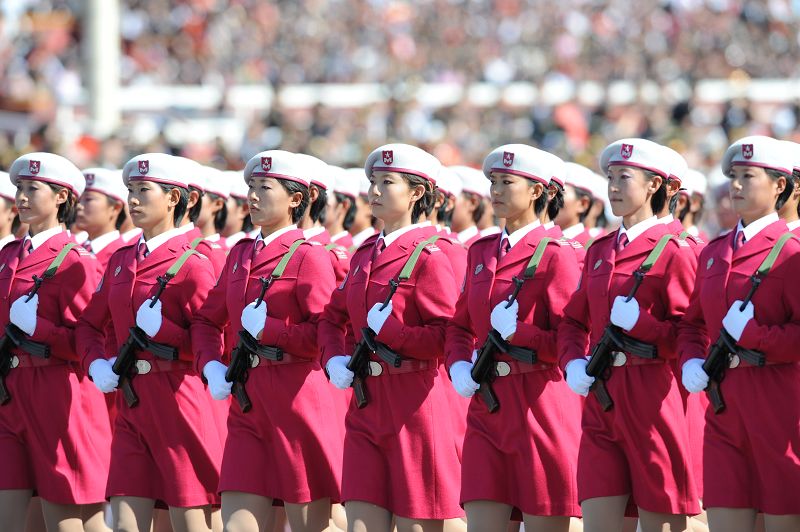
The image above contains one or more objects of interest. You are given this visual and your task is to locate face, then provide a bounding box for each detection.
[354,195,372,228]
[729,165,784,222]
[127,180,179,231]
[15,178,66,226]
[223,196,246,235]
[368,171,423,223]
[488,172,541,220]
[450,192,475,232]
[247,177,300,228]
[607,165,661,218]
[554,184,584,227]
[76,190,120,233]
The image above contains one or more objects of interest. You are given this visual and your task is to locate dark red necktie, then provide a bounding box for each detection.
[734,230,745,251]
[136,242,148,262]
[616,233,629,254]
[498,237,510,260]
[373,238,386,260]
[20,239,32,260]
[82,240,93,253]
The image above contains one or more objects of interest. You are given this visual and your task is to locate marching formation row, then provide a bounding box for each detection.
[0,135,797,532]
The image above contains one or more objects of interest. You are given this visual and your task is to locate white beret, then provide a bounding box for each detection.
[244,150,310,188]
[10,152,85,196]
[82,168,127,203]
[564,162,595,194]
[123,153,192,189]
[0,171,16,202]
[781,140,800,174]
[331,166,360,199]
[226,171,249,199]
[681,169,708,197]
[345,168,371,196]
[482,144,561,187]
[585,172,609,204]
[435,167,462,198]
[451,165,490,198]
[549,156,567,189]
[722,135,793,176]
[599,138,670,179]
[203,166,231,199]
[365,143,441,185]
[294,153,332,191]
[661,146,688,184]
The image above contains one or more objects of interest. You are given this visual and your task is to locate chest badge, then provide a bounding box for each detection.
[474,264,483,275]
[707,258,714,270]
[233,262,238,273]
[593,259,602,270]
[114,266,121,277]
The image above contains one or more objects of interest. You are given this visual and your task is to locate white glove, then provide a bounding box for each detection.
[471,349,478,363]
[326,355,354,389]
[9,293,38,335]
[681,358,709,394]
[490,299,519,340]
[89,358,119,393]
[367,301,392,334]
[565,358,595,397]
[136,298,162,337]
[241,300,267,338]
[722,300,754,342]
[450,360,479,398]
[610,296,640,331]
[203,360,232,400]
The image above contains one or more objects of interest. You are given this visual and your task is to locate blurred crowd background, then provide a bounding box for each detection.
[2,0,800,234]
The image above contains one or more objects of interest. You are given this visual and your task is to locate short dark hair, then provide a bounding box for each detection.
[766,168,793,211]
[106,197,126,230]
[533,185,549,217]
[188,186,203,223]
[401,174,435,223]
[49,184,78,226]
[465,192,485,224]
[436,190,454,226]
[646,171,667,215]
[278,179,310,224]
[234,196,254,232]
[668,185,679,215]
[335,192,357,231]
[309,185,327,224]
[547,183,565,221]
[207,193,228,233]
[575,188,594,223]
[158,184,190,226]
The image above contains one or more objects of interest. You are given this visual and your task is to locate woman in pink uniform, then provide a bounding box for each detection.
[192,150,343,532]
[446,145,583,531]
[680,136,800,532]
[0,153,110,532]
[559,138,700,531]
[319,143,464,531]
[77,153,223,532]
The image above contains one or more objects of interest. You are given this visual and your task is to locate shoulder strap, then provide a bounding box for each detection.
[324,242,338,251]
[522,237,553,279]
[271,239,305,279]
[585,237,595,250]
[756,232,797,277]
[678,230,689,240]
[638,233,674,274]
[190,237,204,250]
[42,242,78,279]
[165,249,200,279]
[398,235,439,281]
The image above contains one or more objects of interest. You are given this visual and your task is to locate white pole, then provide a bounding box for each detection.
[86,0,120,137]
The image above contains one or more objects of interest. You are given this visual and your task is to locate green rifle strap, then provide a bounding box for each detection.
[190,237,204,250]
[271,239,305,279]
[165,249,200,279]
[42,243,77,279]
[679,231,690,240]
[324,242,338,251]
[638,233,674,273]
[398,235,440,281]
[756,232,797,277]
[522,237,553,279]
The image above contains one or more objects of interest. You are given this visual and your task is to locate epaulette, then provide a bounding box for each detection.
[331,247,349,260]
[423,241,440,253]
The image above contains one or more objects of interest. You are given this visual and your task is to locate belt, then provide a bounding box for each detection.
[366,358,432,376]
[250,351,309,368]
[493,358,552,377]
[727,354,783,369]
[133,359,192,375]
[9,352,68,369]
[610,351,664,367]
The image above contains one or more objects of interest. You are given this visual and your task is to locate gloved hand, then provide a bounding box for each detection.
[490,299,519,340]
[367,301,392,334]
[241,300,267,339]
[450,360,479,398]
[136,298,162,337]
[326,355,354,389]
[203,360,232,400]
[722,300,754,342]
[471,349,478,363]
[681,358,709,393]
[610,296,640,331]
[9,293,38,335]
[89,358,119,393]
[565,358,595,396]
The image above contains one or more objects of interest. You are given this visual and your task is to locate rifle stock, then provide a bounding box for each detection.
[347,339,371,409]
[470,333,501,413]
[226,331,255,413]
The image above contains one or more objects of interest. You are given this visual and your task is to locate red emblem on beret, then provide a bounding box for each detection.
[382,150,394,165]
[742,144,754,159]
[261,157,272,171]
[503,151,515,167]
[85,173,95,185]
[621,144,634,159]
[138,160,149,174]
[28,160,40,175]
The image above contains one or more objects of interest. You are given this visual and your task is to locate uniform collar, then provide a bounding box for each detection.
[658,214,674,224]
[501,219,541,250]
[352,227,375,247]
[480,226,502,237]
[140,225,186,254]
[543,221,555,230]
[379,222,426,249]
[457,225,479,244]
[618,215,659,245]
[303,226,326,240]
[27,226,63,251]
[736,212,779,243]
[177,222,195,235]
[0,234,15,250]
[122,227,142,243]
[205,233,221,242]
[561,222,585,239]
[330,230,349,242]
[255,224,297,249]
[787,219,800,231]
[87,230,120,253]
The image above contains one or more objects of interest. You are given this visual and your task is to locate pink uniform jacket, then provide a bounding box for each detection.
[307,228,351,286]
[546,224,586,270]
[186,227,226,279]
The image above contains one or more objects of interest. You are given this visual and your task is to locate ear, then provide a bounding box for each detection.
[167,188,182,208]
[676,194,689,212]
[210,196,225,215]
[112,200,124,216]
[577,195,591,216]
[775,175,787,196]
[546,184,558,201]
[309,186,320,203]
[408,183,426,203]
[530,182,544,201]
[667,178,681,197]
[288,191,303,209]
[187,189,201,209]
[54,187,70,206]
[446,194,456,212]
[433,189,446,209]
[465,193,480,213]
[647,175,664,195]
